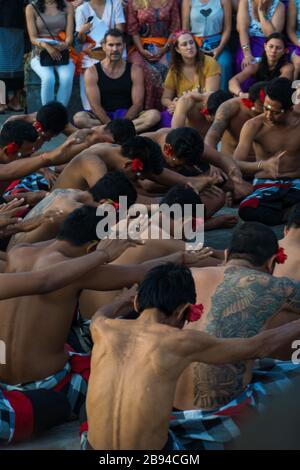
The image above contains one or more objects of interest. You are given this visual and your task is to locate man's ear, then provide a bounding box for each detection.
[224,249,229,263]
[133,295,139,313]
[123,160,132,169]
[87,241,98,253]
[175,303,190,324]
[265,255,276,274]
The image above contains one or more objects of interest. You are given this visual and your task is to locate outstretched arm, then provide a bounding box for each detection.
[204,100,239,149]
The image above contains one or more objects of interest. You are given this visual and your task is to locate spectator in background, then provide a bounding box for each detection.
[26,0,75,106]
[161,31,220,127]
[229,32,293,95]
[75,0,125,110]
[126,0,180,111]
[181,0,232,91]
[0,0,26,113]
[236,0,285,72]
[287,0,300,79]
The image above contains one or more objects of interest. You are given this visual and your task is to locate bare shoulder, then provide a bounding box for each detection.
[242,113,264,132]
[217,98,241,119]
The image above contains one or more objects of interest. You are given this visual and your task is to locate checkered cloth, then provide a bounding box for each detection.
[239,178,300,210]
[0,352,90,444]
[4,173,49,197]
[169,359,300,450]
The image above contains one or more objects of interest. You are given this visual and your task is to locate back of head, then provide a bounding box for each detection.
[36,101,68,135]
[57,205,100,246]
[228,222,279,266]
[286,203,300,229]
[266,77,293,110]
[249,81,268,103]
[0,120,38,147]
[207,90,233,116]
[160,185,202,218]
[136,263,196,316]
[121,136,164,175]
[104,119,136,145]
[165,127,204,165]
[89,171,137,207]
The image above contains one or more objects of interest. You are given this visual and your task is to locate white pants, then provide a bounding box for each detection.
[31,56,75,106]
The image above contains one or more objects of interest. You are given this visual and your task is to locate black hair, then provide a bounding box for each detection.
[160,185,202,219]
[35,0,66,13]
[136,263,196,317]
[266,77,293,110]
[207,90,233,116]
[104,119,136,145]
[89,171,137,207]
[248,81,268,102]
[286,203,300,229]
[36,101,68,135]
[227,222,279,266]
[256,33,288,82]
[121,136,164,175]
[165,128,204,166]
[103,28,125,43]
[0,121,38,147]
[57,205,100,246]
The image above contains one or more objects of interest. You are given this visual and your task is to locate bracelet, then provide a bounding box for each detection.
[242,44,250,50]
[257,160,263,170]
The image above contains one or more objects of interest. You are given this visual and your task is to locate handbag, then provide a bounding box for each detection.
[31,2,69,66]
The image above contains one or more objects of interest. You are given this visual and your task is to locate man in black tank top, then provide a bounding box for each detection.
[73,29,160,133]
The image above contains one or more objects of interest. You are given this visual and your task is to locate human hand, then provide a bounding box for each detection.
[56,42,69,51]
[167,99,178,114]
[182,247,214,266]
[0,199,29,228]
[44,44,62,61]
[96,237,145,263]
[79,22,93,35]
[141,49,156,61]
[4,190,48,207]
[209,165,228,181]
[258,0,269,14]
[259,151,287,178]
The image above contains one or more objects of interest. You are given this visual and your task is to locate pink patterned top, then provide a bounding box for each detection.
[126,0,180,38]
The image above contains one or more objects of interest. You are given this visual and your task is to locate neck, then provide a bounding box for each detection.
[182,57,196,67]
[90,0,105,5]
[226,258,266,272]
[102,58,124,71]
[138,308,169,325]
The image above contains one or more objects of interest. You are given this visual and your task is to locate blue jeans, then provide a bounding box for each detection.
[216,48,232,92]
[31,56,75,106]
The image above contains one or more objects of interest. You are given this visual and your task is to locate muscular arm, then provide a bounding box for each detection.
[229,64,258,96]
[85,66,111,124]
[0,249,111,300]
[203,144,243,180]
[233,118,260,168]
[204,100,239,149]
[124,64,144,121]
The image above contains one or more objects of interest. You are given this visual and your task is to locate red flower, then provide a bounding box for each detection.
[187,303,204,323]
[106,199,120,210]
[5,142,20,155]
[131,158,144,173]
[275,247,287,264]
[33,121,44,133]
[200,108,209,116]
[241,98,254,109]
[259,89,266,104]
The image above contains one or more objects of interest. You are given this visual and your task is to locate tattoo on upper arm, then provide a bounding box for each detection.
[25,189,71,219]
[209,103,236,139]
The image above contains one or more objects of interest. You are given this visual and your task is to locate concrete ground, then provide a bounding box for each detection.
[0,111,285,449]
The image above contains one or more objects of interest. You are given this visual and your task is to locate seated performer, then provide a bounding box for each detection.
[84,262,300,450]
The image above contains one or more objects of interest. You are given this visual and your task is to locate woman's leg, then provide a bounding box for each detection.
[55,60,75,106]
[217,48,232,92]
[30,56,55,105]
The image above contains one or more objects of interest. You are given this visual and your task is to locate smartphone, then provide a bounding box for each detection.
[87,16,94,23]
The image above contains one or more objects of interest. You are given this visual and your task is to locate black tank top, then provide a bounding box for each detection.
[96,62,133,112]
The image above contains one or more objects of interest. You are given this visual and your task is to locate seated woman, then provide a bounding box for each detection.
[229,32,293,95]
[161,31,221,130]
[236,0,285,73]
[126,0,180,111]
[25,0,75,106]
[181,0,232,91]
[286,0,300,79]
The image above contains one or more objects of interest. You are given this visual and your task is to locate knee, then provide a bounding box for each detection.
[143,109,161,126]
[73,111,88,128]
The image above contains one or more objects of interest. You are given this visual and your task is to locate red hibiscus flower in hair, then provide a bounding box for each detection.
[241,98,254,109]
[5,142,20,155]
[131,158,144,173]
[187,303,204,323]
[33,121,44,133]
[106,199,120,210]
[200,108,209,116]
[259,89,266,104]
[275,247,287,264]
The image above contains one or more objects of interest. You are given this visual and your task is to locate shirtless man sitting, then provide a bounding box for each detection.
[174,222,300,411]
[8,171,137,247]
[204,82,267,157]
[0,205,205,443]
[85,262,300,450]
[235,78,300,225]
[54,137,217,196]
[274,203,300,280]
[141,126,252,203]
